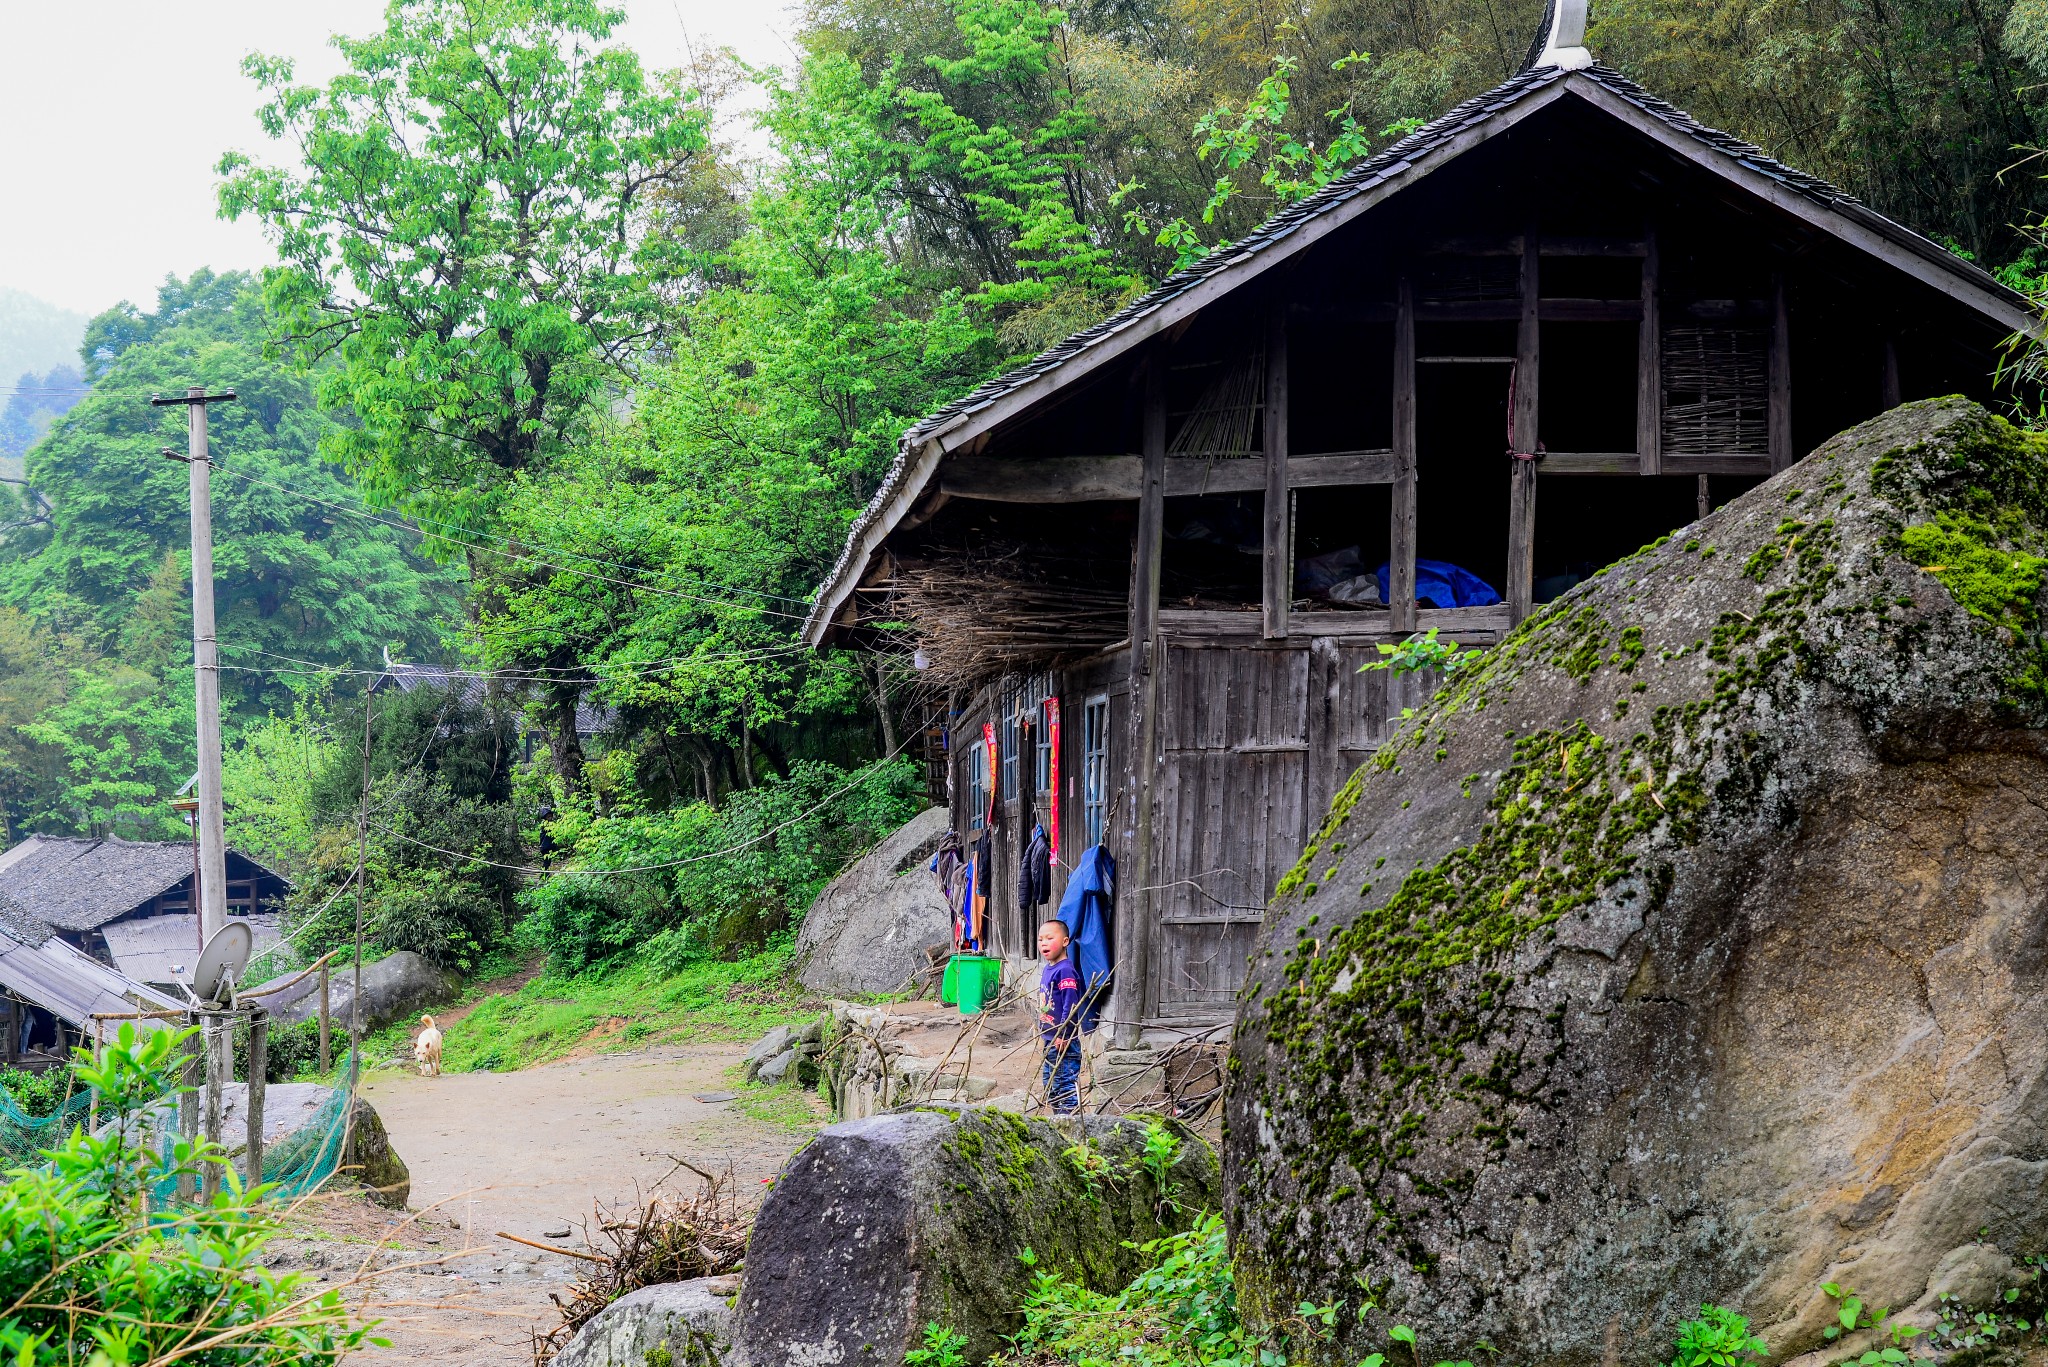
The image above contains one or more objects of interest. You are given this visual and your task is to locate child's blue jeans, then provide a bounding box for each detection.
[1042,1039,1081,1114]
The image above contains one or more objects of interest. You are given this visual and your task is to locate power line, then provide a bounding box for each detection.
[362,730,921,877]
[205,462,816,615]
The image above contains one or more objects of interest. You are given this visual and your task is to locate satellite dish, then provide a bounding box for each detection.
[190,922,253,1005]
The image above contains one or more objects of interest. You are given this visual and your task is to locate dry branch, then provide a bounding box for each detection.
[531,1165,753,1365]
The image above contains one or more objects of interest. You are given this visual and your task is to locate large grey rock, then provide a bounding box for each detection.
[139,1082,411,1208]
[1228,400,2048,1366]
[734,1107,1217,1365]
[554,1276,737,1367]
[793,807,952,995]
[255,951,455,1034]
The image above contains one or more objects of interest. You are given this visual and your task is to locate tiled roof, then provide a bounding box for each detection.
[803,62,2030,645]
[0,835,285,933]
[375,663,615,737]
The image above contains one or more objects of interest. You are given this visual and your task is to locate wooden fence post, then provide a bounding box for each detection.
[317,961,330,1074]
[246,1010,267,1191]
[200,1016,222,1203]
[177,1014,200,1204]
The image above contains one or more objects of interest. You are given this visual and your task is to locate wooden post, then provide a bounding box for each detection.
[1882,336,1902,410]
[1113,354,1168,1049]
[201,1017,222,1202]
[1507,227,1541,624]
[246,1010,267,1191]
[87,1020,101,1132]
[317,961,330,1073]
[1697,477,1711,521]
[1637,224,1662,476]
[1770,274,1793,472]
[1391,276,1418,634]
[177,1015,199,1203]
[1263,298,1291,639]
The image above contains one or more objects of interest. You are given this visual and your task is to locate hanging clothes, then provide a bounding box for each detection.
[981,722,999,830]
[969,828,993,953]
[1043,697,1062,866]
[930,833,966,949]
[1018,823,1051,914]
[1054,845,1115,1034]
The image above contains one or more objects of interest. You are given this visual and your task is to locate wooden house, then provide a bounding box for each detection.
[0,835,288,990]
[802,0,2038,1043]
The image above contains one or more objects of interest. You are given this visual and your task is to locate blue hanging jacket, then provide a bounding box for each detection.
[1373,559,1503,609]
[1055,846,1116,1034]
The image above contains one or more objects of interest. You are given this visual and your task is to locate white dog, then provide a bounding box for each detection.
[414,1015,443,1076]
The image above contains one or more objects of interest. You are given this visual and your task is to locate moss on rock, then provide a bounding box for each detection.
[1227,400,2048,1367]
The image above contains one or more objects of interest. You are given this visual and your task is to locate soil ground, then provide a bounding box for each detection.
[277,1039,809,1364]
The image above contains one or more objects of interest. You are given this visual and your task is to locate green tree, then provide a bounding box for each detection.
[471,41,1001,796]
[217,0,713,532]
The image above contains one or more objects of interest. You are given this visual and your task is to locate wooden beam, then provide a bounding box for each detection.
[939,450,1400,502]
[1507,228,1540,626]
[1543,453,1639,474]
[1882,337,1902,409]
[1425,235,1648,257]
[1114,355,1167,1049]
[1263,300,1290,639]
[1391,276,1418,634]
[1638,224,1662,476]
[1664,453,1772,475]
[1161,604,1513,641]
[1769,274,1793,472]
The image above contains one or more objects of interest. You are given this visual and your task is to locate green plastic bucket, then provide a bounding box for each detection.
[940,956,960,1005]
[954,956,1001,1015]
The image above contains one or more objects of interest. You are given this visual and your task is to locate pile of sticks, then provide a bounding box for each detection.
[883,547,1127,688]
[532,1162,752,1364]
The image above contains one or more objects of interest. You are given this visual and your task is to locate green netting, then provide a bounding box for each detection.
[0,1084,96,1166]
[145,1050,360,1206]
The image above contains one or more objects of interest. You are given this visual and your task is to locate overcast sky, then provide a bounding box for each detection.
[0,0,795,318]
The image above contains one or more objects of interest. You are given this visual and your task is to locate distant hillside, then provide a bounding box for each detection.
[0,290,87,402]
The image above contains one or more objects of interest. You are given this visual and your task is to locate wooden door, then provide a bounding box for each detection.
[1151,643,1310,1016]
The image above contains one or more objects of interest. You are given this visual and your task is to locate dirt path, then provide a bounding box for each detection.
[286,1040,808,1364]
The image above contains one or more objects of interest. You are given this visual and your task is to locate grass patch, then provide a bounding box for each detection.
[731,1078,833,1133]
[337,946,818,1075]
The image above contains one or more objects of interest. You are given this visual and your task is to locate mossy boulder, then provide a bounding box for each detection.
[733,1107,1217,1365]
[1227,399,2048,1366]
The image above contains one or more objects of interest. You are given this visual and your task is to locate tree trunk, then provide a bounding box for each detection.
[872,659,898,757]
[547,691,586,798]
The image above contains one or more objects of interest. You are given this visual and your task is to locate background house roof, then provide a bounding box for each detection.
[373,661,615,737]
[100,913,282,989]
[0,835,284,933]
[802,62,2035,646]
[0,887,179,1032]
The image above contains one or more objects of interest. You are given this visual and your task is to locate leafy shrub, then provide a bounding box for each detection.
[1669,1305,1767,1367]
[1010,1210,1335,1366]
[0,1023,377,1361]
[0,1066,70,1119]
[523,758,924,971]
[232,1016,327,1084]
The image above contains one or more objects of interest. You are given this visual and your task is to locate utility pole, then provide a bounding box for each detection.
[154,386,236,946]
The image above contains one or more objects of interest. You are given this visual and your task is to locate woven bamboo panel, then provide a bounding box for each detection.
[1662,325,1768,454]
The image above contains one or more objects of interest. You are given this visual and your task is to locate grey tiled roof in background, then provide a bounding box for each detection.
[0,836,207,933]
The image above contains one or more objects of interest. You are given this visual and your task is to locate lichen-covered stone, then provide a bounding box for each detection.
[1226,400,2048,1366]
[733,1107,1217,1365]
[554,1276,736,1367]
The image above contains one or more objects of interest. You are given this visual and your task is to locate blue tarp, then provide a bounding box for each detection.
[1374,559,1502,609]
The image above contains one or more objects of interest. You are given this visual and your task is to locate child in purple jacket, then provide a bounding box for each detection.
[1037,918,1084,1114]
